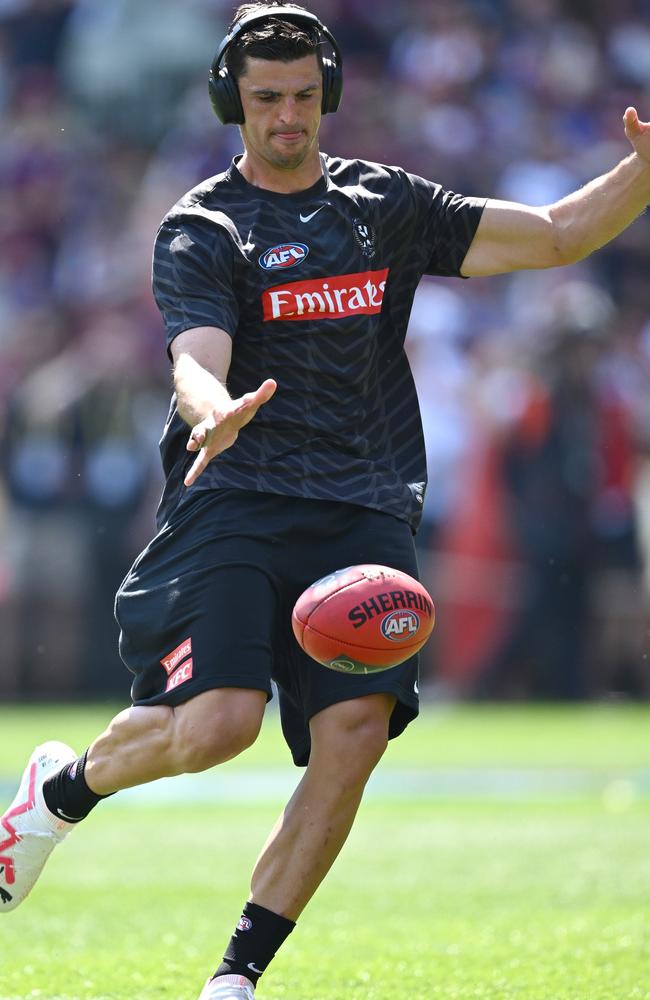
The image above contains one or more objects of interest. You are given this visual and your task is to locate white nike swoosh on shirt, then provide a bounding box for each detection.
[299,206,326,223]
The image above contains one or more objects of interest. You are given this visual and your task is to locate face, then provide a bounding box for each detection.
[238,54,323,173]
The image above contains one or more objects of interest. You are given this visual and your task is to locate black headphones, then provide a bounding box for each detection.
[209,6,343,125]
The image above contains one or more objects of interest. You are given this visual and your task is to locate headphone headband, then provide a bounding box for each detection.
[209,5,343,124]
[212,7,341,75]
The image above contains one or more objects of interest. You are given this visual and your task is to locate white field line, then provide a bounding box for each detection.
[0,767,648,805]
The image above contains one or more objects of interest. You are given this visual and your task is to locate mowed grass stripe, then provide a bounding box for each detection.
[1,703,650,771]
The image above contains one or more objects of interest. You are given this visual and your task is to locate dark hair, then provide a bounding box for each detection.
[225,2,323,81]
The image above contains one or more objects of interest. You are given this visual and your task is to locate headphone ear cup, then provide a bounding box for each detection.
[321,57,343,115]
[209,67,245,125]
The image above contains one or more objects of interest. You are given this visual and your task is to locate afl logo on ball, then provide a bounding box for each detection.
[259,242,309,270]
[381,610,420,641]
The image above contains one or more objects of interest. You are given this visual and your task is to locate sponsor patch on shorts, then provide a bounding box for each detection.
[161,637,192,676]
[165,658,193,692]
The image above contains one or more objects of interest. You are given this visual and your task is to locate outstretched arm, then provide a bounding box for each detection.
[461,107,650,277]
[170,326,277,487]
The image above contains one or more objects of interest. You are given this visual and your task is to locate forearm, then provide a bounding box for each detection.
[551,152,650,264]
[174,353,232,428]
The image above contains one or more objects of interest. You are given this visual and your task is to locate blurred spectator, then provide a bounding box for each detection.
[472,284,643,699]
[60,0,225,144]
[2,0,74,72]
[1,305,167,697]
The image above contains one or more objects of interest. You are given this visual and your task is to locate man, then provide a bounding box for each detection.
[2,3,649,998]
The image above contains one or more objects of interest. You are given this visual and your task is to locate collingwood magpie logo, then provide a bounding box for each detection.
[352,219,377,258]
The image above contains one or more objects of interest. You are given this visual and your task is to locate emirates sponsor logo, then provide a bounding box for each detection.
[165,658,193,692]
[160,638,192,676]
[262,268,389,322]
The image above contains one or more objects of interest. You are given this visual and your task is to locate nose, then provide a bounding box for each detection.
[277,96,299,124]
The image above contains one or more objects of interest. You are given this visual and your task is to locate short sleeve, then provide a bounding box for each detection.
[152,219,240,354]
[406,173,486,278]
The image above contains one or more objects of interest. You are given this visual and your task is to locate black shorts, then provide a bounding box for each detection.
[114,490,420,765]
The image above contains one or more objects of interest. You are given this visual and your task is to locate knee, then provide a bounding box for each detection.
[311,695,394,781]
[175,694,264,773]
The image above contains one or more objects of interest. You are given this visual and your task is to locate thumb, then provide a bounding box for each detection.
[624,106,641,137]
[238,378,277,413]
[256,378,277,403]
[232,378,277,432]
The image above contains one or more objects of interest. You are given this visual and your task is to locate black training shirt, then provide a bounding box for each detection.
[152,154,485,531]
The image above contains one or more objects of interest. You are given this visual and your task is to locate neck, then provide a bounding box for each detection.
[237,147,323,193]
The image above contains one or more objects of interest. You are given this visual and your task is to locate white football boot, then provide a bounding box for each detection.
[197,975,256,1000]
[0,741,77,911]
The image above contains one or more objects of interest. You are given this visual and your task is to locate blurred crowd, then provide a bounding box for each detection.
[1,0,650,700]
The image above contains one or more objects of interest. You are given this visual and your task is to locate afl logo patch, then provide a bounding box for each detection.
[381,610,420,642]
[259,242,309,270]
[237,916,253,931]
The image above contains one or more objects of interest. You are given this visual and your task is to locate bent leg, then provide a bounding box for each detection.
[1,689,266,913]
[249,693,395,920]
[85,688,268,795]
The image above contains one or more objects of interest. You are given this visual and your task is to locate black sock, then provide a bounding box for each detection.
[213,901,296,986]
[42,748,113,823]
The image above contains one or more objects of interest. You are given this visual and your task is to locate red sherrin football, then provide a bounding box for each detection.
[291,564,435,674]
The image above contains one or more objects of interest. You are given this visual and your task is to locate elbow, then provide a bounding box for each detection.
[546,206,583,268]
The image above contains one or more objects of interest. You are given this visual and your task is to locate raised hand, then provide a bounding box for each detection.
[184,378,277,487]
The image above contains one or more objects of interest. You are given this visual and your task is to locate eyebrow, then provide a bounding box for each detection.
[249,84,320,97]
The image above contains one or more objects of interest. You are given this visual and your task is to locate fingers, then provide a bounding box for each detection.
[183,379,277,485]
[186,413,217,452]
[186,426,206,453]
[184,414,222,484]
[184,449,211,487]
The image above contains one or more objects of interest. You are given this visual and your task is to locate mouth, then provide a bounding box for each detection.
[272,130,305,143]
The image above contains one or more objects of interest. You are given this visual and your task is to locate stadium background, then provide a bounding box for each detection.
[1,0,650,703]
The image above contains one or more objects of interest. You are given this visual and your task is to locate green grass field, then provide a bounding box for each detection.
[0,703,649,1000]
